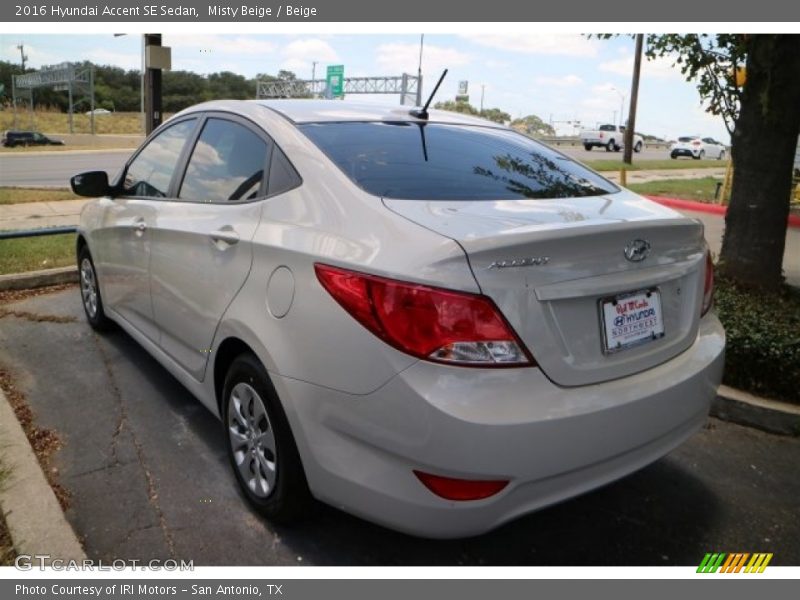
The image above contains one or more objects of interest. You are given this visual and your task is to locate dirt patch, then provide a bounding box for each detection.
[0,366,70,511]
[0,308,76,323]
[0,283,76,307]
[0,283,78,511]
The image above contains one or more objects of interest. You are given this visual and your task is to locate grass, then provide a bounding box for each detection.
[0,110,144,135]
[0,234,75,275]
[0,187,76,205]
[715,277,800,404]
[585,158,726,172]
[627,177,722,202]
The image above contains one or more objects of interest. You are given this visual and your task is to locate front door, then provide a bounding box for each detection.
[94,117,199,341]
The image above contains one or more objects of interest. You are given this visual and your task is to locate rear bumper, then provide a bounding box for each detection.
[671,148,699,157]
[276,314,725,538]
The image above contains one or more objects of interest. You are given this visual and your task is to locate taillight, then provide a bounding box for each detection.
[413,470,509,501]
[599,132,604,139]
[701,251,714,316]
[692,140,702,146]
[314,263,533,367]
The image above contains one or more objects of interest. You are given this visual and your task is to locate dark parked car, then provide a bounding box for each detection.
[2,130,65,148]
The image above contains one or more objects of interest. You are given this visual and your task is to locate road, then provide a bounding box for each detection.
[0,287,798,566]
[0,150,131,187]
[0,146,683,188]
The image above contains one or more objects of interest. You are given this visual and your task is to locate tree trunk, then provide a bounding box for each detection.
[719,34,800,290]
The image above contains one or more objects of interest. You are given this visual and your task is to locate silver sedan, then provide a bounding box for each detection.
[71,100,725,538]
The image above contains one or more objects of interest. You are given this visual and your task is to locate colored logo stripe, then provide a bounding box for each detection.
[697,553,773,573]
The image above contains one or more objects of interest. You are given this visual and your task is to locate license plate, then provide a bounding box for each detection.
[600,288,665,354]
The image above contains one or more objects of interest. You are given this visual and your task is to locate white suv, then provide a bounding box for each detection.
[71,100,724,538]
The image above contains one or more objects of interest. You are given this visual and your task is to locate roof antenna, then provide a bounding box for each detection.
[410,68,448,120]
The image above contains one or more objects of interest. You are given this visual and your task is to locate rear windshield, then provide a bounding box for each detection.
[299,122,618,201]
[678,136,695,142]
[599,124,616,131]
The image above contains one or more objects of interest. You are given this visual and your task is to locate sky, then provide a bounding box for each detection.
[1,33,730,142]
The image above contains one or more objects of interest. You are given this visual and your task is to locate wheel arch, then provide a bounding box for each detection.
[213,337,259,414]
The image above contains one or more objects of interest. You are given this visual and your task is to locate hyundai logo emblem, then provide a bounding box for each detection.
[624,239,651,262]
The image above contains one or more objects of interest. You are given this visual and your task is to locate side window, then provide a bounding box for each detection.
[123,119,196,198]
[267,146,302,197]
[179,118,269,203]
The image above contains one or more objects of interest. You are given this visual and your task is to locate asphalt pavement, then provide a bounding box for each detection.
[0,287,798,566]
[0,149,130,187]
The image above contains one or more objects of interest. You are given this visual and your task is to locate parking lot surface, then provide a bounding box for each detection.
[0,287,798,566]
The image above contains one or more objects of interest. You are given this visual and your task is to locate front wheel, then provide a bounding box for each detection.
[78,246,113,331]
[694,150,705,160]
[584,144,592,151]
[634,142,642,153]
[223,353,311,523]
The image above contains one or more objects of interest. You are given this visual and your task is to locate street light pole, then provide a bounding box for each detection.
[611,86,625,127]
[416,34,424,106]
[311,61,317,96]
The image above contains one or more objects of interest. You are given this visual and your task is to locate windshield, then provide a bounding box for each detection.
[300,122,618,201]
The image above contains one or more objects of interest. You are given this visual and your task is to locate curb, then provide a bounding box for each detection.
[712,385,800,436]
[647,195,800,229]
[0,266,78,292]
[0,387,86,562]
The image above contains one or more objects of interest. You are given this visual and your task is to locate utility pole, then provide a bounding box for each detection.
[623,34,644,165]
[17,43,27,71]
[143,34,169,135]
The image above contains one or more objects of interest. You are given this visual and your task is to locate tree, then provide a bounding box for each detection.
[510,114,556,137]
[434,99,479,116]
[434,100,511,124]
[645,34,800,290]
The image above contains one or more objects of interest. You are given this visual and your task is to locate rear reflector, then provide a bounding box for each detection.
[315,263,533,367]
[413,470,509,501]
[701,251,715,316]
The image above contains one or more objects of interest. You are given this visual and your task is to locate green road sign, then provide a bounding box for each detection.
[326,65,344,98]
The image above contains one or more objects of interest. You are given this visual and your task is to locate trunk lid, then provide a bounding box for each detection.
[384,190,707,386]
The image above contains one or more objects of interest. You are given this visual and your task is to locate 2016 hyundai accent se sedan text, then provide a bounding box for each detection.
[71,100,725,538]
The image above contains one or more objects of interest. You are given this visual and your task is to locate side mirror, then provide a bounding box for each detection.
[71,171,111,197]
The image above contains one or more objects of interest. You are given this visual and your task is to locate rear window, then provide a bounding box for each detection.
[678,136,695,142]
[299,122,617,200]
[599,124,616,131]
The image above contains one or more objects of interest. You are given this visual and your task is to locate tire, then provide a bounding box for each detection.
[222,353,311,523]
[78,246,113,331]
[584,144,592,151]
[694,150,705,160]
[634,142,642,153]
[605,140,616,152]
[670,153,678,159]
[718,150,726,161]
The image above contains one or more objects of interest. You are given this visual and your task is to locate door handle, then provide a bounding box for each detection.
[209,228,240,246]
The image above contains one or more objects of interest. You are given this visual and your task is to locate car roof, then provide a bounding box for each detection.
[178,99,504,128]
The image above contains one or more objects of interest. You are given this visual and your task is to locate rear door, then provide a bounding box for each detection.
[148,114,273,380]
